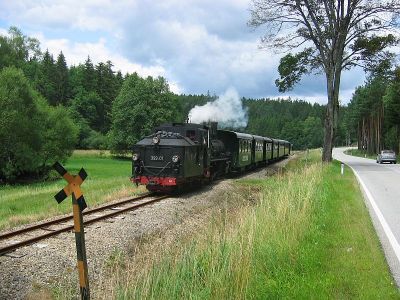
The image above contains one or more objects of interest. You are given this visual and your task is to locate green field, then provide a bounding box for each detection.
[106,151,399,299]
[0,151,143,230]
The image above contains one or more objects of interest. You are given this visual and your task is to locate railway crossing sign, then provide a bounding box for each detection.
[54,162,88,211]
[53,162,90,300]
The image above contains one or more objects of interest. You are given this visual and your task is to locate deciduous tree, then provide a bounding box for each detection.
[249,0,400,161]
[109,74,178,153]
[0,67,77,181]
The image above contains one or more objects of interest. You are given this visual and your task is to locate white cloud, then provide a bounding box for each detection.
[0,27,8,36]
[0,0,130,33]
[34,32,168,77]
[0,0,368,102]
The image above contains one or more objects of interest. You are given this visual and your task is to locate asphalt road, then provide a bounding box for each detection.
[333,148,400,287]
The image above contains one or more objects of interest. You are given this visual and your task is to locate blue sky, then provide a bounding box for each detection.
[0,0,366,104]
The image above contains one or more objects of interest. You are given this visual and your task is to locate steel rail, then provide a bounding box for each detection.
[0,195,168,255]
[0,193,154,241]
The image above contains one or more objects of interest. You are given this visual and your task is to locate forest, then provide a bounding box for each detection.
[345,65,400,155]
[0,27,347,182]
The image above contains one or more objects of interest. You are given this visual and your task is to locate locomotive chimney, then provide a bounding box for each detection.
[210,122,218,138]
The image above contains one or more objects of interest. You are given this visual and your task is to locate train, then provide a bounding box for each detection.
[131,122,291,192]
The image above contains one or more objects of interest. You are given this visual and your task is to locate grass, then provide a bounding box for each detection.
[344,148,400,163]
[344,148,377,160]
[0,150,144,230]
[104,150,399,299]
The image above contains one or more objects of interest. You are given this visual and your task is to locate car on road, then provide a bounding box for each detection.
[376,150,397,164]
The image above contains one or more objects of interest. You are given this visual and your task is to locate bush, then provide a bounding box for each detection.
[0,67,78,182]
[70,115,108,149]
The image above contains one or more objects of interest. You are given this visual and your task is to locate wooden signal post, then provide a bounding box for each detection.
[53,162,90,300]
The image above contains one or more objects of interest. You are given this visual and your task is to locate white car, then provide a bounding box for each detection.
[377,150,397,164]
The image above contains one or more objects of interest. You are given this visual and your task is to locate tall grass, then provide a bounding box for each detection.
[103,151,398,299]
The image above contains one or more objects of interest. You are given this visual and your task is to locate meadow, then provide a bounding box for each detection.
[0,151,143,230]
[105,150,399,299]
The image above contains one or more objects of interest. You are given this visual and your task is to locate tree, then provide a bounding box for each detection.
[109,73,178,153]
[55,51,70,105]
[249,0,400,161]
[83,56,96,92]
[303,116,324,148]
[38,49,57,105]
[0,26,41,70]
[70,90,104,132]
[0,67,77,181]
[383,67,400,152]
[95,61,119,132]
[69,64,85,98]
[0,67,42,180]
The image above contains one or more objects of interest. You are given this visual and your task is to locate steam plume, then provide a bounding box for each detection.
[188,87,248,128]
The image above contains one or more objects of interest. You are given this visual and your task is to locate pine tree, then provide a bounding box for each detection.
[83,56,96,92]
[38,49,57,105]
[55,51,70,105]
[95,60,119,132]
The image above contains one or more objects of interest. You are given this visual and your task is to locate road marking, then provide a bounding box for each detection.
[348,164,400,265]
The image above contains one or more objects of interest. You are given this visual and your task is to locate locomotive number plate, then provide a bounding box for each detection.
[150,155,164,161]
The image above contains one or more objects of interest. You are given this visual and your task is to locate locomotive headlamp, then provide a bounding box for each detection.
[172,155,180,163]
[132,153,139,161]
[152,136,160,144]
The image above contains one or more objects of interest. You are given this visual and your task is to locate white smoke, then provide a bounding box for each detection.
[188,87,248,128]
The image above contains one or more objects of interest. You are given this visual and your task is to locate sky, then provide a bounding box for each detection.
[0,0,367,104]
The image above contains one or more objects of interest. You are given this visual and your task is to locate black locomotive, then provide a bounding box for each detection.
[131,122,291,192]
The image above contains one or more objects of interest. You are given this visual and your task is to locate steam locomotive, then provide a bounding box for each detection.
[131,122,291,192]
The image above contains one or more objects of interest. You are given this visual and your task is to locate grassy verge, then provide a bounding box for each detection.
[107,151,399,299]
[344,148,377,160]
[345,148,399,163]
[0,151,143,230]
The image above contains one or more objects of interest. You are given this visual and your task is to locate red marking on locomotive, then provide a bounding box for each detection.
[132,176,177,186]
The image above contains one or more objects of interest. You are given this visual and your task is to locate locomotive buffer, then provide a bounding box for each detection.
[53,162,90,300]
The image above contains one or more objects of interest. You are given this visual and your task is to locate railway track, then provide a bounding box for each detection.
[0,193,169,256]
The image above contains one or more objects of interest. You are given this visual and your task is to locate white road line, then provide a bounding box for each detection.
[348,164,400,265]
